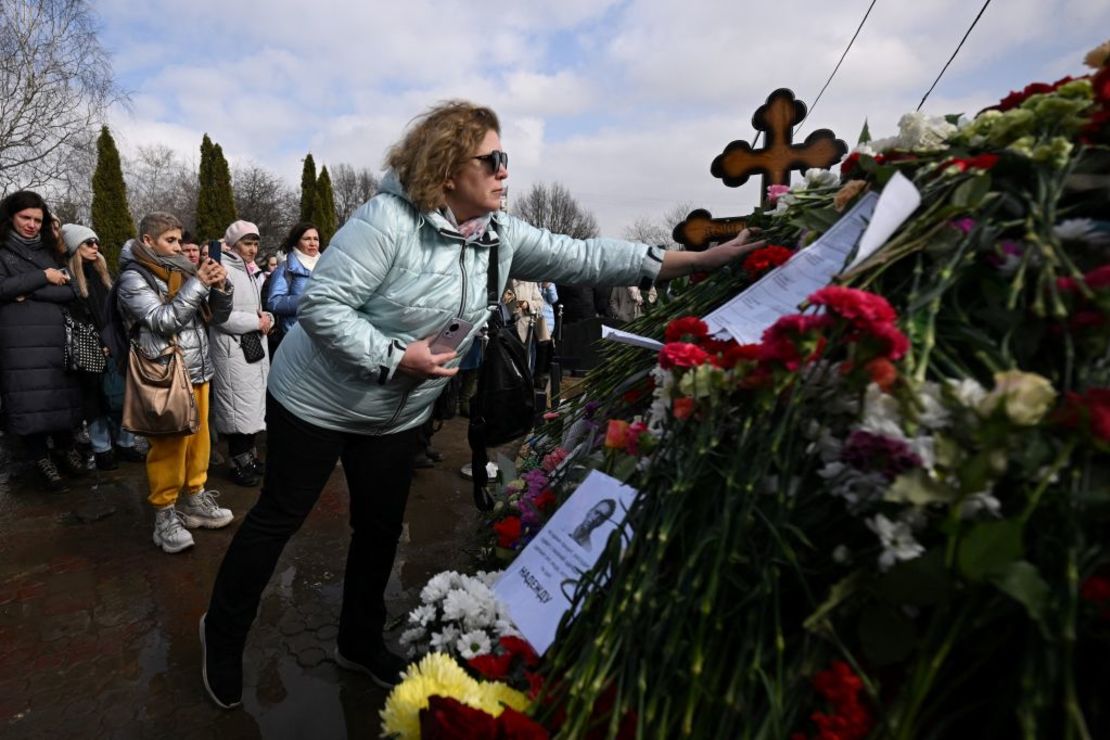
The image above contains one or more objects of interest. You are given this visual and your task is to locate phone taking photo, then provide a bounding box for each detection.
[429,318,474,354]
[206,239,222,264]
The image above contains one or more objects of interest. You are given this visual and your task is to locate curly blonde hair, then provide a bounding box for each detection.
[385,101,500,213]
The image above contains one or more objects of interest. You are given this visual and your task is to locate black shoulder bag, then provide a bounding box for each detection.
[468,243,535,510]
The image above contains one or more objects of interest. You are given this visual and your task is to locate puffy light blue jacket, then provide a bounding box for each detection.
[267,173,664,435]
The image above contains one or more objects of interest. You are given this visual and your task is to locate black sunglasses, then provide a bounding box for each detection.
[473,150,508,173]
[82,238,100,247]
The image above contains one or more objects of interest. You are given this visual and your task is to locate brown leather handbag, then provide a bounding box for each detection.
[121,338,198,436]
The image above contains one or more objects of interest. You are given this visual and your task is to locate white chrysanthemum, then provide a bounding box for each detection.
[493,618,520,638]
[456,630,493,660]
[408,604,436,626]
[429,626,460,651]
[1054,218,1110,245]
[421,571,461,603]
[803,168,839,189]
[867,513,925,571]
[399,627,426,652]
[474,570,502,589]
[442,588,483,624]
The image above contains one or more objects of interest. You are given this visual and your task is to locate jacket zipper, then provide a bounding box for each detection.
[457,243,468,318]
[378,388,412,432]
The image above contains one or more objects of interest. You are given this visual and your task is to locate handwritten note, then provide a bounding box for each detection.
[495,471,639,655]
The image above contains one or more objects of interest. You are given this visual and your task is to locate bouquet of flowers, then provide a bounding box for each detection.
[398,570,519,663]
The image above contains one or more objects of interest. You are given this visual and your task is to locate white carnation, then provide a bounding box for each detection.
[896,112,956,151]
[867,513,925,571]
[803,168,839,189]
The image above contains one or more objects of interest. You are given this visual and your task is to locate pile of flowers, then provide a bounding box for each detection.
[398,570,519,663]
[386,40,1110,738]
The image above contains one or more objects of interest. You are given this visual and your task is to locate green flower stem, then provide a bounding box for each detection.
[1020,438,1076,524]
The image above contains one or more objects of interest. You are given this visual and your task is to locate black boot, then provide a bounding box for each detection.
[35,457,66,492]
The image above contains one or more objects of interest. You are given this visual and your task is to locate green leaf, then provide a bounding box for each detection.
[957,519,1024,581]
[952,173,992,208]
[858,605,917,665]
[610,454,639,483]
[886,469,959,505]
[988,560,1050,625]
[858,118,872,145]
[877,549,952,607]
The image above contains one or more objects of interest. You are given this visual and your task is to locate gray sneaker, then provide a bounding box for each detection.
[153,507,195,553]
[180,490,233,529]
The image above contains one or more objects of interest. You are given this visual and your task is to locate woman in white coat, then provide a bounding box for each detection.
[209,220,273,486]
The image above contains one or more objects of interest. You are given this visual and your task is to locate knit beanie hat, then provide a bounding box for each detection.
[224,220,260,247]
[60,224,98,256]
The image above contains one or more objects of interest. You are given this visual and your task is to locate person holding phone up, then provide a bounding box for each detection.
[200,100,765,709]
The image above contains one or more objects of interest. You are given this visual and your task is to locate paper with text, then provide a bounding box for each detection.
[600,324,664,351]
[495,471,639,655]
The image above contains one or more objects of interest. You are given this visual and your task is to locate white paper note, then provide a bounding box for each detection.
[495,471,639,655]
[600,324,664,351]
[702,190,880,341]
[847,171,921,270]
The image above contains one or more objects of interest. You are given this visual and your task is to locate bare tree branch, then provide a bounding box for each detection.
[511,182,599,239]
[0,0,125,194]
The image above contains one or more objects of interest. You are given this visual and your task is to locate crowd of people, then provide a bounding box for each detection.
[0,99,762,709]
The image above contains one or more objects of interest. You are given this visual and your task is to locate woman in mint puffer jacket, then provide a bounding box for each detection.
[201,100,765,710]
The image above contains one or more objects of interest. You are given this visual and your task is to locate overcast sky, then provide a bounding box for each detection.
[97,0,1110,236]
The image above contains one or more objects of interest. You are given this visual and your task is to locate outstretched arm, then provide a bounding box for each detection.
[657,229,764,280]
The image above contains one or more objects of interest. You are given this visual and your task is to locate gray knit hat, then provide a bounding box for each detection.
[60,224,98,256]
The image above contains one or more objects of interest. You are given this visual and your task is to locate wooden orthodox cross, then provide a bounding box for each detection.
[672,88,847,250]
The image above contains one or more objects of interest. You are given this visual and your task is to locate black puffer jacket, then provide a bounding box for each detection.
[0,238,82,436]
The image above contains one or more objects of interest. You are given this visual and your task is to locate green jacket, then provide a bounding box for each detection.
[267,173,664,434]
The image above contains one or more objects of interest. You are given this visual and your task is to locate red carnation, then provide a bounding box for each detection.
[863,321,910,361]
[941,153,1000,172]
[664,316,710,343]
[1093,65,1110,103]
[1081,575,1110,604]
[809,287,897,327]
[493,516,523,548]
[499,635,540,666]
[1057,388,1110,446]
[672,397,695,420]
[864,357,898,391]
[496,707,550,738]
[420,696,498,739]
[742,245,793,276]
[468,652,514,680]
[760,314,831,370]
[658,341,711,370]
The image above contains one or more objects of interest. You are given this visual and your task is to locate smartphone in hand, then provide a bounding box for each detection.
[207,240,222,263]
[429,318,474,354]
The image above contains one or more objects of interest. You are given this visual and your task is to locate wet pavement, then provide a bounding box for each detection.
[0,417,485,739]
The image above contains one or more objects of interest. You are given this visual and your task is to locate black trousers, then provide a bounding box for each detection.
[206,393,420,653]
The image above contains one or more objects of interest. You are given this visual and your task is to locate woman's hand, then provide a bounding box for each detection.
[656,228,765,280]
[398,337,459,379]
[44,268,69,286]
[197,259,227,287]
[259,312,274,334]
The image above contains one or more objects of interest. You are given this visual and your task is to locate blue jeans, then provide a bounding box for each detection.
[88,415,137,454]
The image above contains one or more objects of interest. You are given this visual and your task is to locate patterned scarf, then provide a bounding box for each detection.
[441,208,493,243]
[129,239,212,322]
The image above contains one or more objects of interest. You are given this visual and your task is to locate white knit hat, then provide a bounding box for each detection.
[60,224,98,256]
[223,220,260,247]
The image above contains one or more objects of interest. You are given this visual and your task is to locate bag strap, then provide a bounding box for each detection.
[122,263,178,347]
[468,243,502,511]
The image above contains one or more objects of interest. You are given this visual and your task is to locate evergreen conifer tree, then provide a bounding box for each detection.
[90,126,133,272]
[196,135,238,241]
[299,154,317,223]
[211,142,237,233]
[315,166,338,245]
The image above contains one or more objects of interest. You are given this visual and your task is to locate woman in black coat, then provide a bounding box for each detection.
[0,191,86,490]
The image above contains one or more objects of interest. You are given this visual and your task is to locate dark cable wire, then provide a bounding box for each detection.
[795,0,878,134]
[916,0,992,111]
[752,0,878,147]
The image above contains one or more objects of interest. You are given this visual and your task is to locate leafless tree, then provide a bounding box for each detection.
[512,182,599,239]
[622,202,694,249]
[330,163,379,223]
[232,163,298,257]
[126,145,197,230]
[0,0,124,194]
[45,127,97,224]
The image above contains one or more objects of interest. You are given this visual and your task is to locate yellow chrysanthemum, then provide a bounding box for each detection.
[474,681,530,716]
[380,653,483,739]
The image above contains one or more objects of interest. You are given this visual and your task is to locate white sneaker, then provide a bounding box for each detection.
[153,507,195,553]
[180,490,234,529]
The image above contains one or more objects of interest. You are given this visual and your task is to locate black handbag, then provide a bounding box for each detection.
[468,243,535,510]
[240,330,266,363]
[63,309,107,373]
